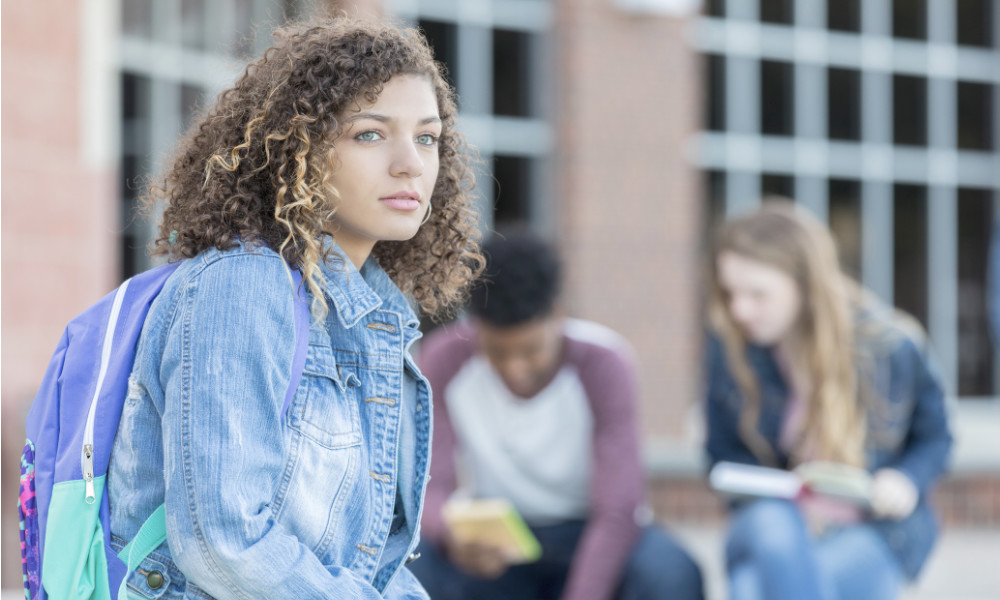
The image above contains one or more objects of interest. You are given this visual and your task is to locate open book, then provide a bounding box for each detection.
[442,498,542,564]
[709,461,872,507]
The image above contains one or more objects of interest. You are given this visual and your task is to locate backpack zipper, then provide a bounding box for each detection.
[82,278,131,504]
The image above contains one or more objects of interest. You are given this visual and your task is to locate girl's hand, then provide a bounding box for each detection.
[870,468,919,520]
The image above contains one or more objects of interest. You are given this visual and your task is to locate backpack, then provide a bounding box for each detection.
[19,260,310,600]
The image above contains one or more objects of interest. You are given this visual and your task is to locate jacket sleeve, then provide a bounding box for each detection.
[159,255,383,600]
[704,335,760,469]
[382,565,430,599]
[560,345,643,600]
[889,337,954,497]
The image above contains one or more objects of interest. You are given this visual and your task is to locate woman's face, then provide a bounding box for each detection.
[717,250,802,346]
[325,74,442,266]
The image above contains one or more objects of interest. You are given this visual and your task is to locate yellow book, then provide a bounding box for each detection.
[442,498,543,564]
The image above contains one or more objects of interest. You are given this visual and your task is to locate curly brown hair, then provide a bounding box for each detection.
[144,17,483,318]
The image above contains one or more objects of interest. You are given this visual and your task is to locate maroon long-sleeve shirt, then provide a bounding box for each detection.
[418,319,644,600]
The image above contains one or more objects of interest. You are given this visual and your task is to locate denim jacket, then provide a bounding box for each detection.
[704,304,953,581]
[108,241,432,599]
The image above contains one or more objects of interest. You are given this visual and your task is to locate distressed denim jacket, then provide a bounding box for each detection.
[108,241,432,599]
[704,302,953,581]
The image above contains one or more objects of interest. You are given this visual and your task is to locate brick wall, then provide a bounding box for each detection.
[648,474,1000,528]
[553,0,703,439]
[1,0,118,586]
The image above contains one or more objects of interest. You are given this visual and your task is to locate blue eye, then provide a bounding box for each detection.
[416,133,439,146]
[355,130,382,142]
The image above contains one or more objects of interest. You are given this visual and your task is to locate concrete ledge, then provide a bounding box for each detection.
[644,400,1000,477]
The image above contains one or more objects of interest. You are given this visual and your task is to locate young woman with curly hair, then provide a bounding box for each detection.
[704,204,952,600]
[106,18,482,599]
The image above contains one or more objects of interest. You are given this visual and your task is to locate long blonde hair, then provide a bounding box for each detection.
[707,204,866,467]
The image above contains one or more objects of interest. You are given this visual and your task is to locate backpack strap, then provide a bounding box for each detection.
[282,267,310,421]
[116,505,167,598]
[116,266,310,595]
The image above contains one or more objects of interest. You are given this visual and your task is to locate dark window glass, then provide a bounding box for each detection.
[761,60,794,136]
[892,0,927,39]
[419,20,458,91]
[957,0,994,47]
[828,68,861,140]
[957,81,994,150]
[705,0,725,17]
[180,0,205,50]
[828,0,861,32]
[493,28,533,117]
[181,84,203,129]
[760,0,794,24]
[958,187,996,396]
[493,155,532,225]
[233,0,257,55]
[705,54,726,131]
[121,0,153,38]
[121,72,152,279]
[893,184,928,327]
[761,174,794,200]
[704,170,727,241]
[893,75,927,146]
[829,179,862,279]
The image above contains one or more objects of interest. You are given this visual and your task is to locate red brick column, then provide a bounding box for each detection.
[552,1,703,438]
[1,0,118,586]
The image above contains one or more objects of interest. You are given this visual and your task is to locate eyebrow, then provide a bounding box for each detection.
[346,111,441,126]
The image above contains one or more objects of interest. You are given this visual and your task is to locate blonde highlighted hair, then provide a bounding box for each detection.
[708,203,866,467]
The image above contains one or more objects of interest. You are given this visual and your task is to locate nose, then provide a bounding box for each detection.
[390,139,424,179]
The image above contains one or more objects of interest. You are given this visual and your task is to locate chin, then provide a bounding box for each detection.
[378,222,423,243]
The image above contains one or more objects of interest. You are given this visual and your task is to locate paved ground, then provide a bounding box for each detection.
[3,528,995,598]
[672,524,1000,600]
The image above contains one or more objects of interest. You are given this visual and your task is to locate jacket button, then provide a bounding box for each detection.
[406,551,421,564]
[146,570,164,590]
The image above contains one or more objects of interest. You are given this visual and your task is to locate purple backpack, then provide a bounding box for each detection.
[19,261,309,600]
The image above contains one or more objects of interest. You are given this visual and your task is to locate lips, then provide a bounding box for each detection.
[380,191,421,211]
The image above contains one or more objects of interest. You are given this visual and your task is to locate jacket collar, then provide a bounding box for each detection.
[318,238,419,330]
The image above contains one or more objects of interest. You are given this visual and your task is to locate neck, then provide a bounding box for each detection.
[325,227,376,270]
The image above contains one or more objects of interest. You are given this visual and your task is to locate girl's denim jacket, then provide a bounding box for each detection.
[108,241,432,599]
[705,304,953,581]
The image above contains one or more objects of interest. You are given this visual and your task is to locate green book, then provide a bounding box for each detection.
[442,498,542,563]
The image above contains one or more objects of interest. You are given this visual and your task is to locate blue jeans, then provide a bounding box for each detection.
[726,499,904,600]
[410,521,703,600]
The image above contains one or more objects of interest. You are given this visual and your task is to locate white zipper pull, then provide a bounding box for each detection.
[83,444,96,504]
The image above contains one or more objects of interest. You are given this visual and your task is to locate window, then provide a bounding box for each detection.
[118,1,296,278]
[958,81,994,151]
[893,75,927,146]
[492,155,532,225]
[418,20,459,92]
[957,0,994,47]
[705,0,725,18]
[957,188,996,396]
[761,173,794,200]
[829,179,862,279]
[704,170,726,240]
[761,60,794,136]
[759,0,793,25]
[705,54,726,131]
[828,0,861,32]
[493,28,535,118]
[892,0,927,40]
[893,184,928,327]
[828,68,861,140]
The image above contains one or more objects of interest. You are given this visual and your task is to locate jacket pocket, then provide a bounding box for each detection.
[287,343,362,450]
